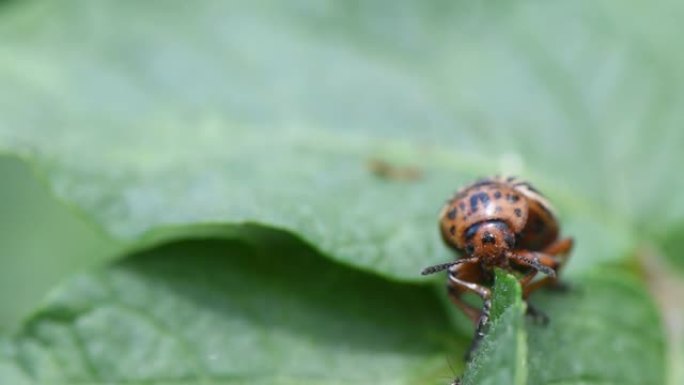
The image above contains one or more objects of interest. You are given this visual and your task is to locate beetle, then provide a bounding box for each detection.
[422,176,573,361]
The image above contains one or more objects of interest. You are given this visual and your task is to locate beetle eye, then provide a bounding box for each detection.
[481,232,496,244]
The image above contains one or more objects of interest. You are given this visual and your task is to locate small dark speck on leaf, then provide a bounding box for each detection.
[367,159,423,182]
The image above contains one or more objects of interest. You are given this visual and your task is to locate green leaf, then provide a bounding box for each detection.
[0,229,463,385]
[657,223,684,270]
[526,271,665,385]
[460,270,665,385]
[0,0,682,279]
[461,270,526,385]
[0,156,119,332]
[673,341,684,385]
[0,239,667,385]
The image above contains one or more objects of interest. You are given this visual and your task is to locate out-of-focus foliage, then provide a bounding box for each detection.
[0,157,118,331]
[0,0,681,383]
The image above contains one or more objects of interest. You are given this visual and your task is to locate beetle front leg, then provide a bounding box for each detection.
[519,238,574,296]
[518,269,538,289]
[447,285,481,324]
[509,251,559,298]
[470,293,492,362]
[543,237,574,259]
[447,272,492,362]
[510,252,557,278]
[440,258,483,324]
[517,269,548,324]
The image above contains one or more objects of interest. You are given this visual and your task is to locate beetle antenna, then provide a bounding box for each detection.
[421,259,473,275]
[421,262,458,275]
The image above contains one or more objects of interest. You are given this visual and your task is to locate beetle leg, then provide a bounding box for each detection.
[447,267,492,362]
[518,269,538,288]
[522,238,574,296]
[510,252,557,278]
[447,286,480,323]
[509,251,559,298]
[542,237,573,270]
[469,293,492,362]
[510,251,555,323]
[444,259,483,323]
[543,237,574,255]
[513,262,551,324]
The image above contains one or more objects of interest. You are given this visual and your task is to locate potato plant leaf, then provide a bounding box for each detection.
[0,230,463,385]
[461,270,526,385]
[2,247,663,385]
[526,270,665,385]
[461,270,665,385]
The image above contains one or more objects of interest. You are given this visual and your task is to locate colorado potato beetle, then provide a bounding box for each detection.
[422,176,573,361]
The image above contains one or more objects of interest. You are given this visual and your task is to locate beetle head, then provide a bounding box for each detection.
[464,220,515,265]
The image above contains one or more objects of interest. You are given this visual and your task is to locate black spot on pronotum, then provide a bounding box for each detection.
[459,202,466,211]
[514,208,522,217]
[494,191,502,199]
[482,232,496,244]
[465,223,481,241]
[449,225,456,236]
[469,192,490,212]
[465,245,475,255]
[447,208,457,220]
[508,194,520,203]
